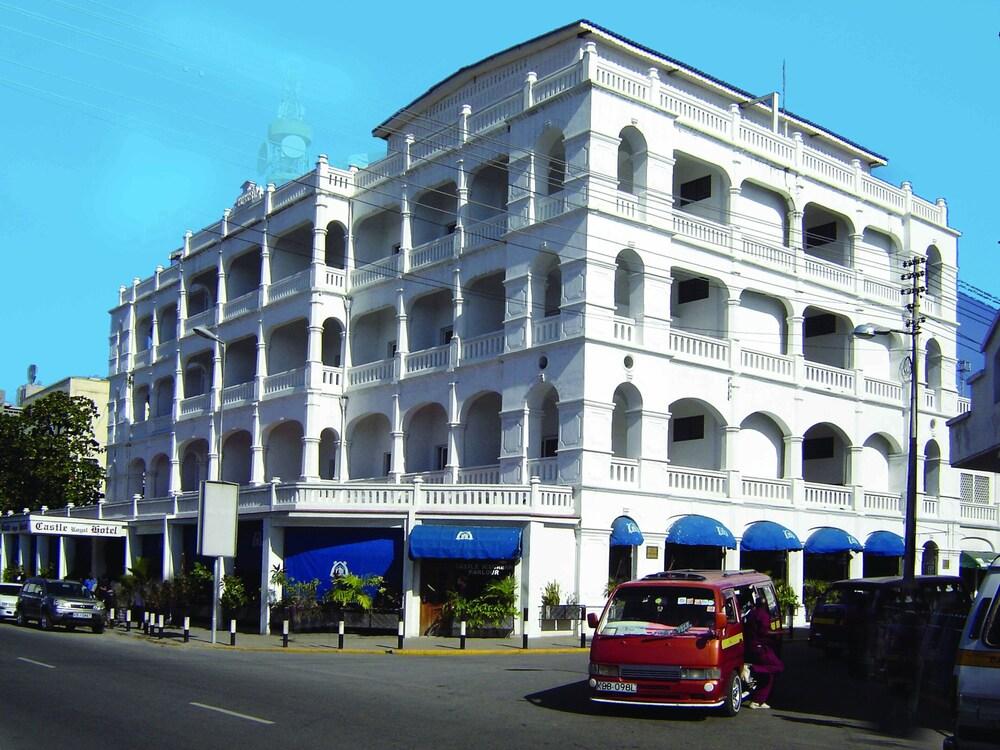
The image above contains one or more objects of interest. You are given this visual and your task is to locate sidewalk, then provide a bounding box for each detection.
[107,622,589,655]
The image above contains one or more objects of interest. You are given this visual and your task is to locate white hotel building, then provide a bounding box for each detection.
[5,21,998,633]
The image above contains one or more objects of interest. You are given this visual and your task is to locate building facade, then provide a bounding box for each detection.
[4,21,998,633]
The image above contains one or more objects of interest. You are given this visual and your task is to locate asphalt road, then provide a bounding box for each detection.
[0,623,948,749]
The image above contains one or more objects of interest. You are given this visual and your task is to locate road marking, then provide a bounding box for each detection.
[17,657,55,669]
[189,702,274,725]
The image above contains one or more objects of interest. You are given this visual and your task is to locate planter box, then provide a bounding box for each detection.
[270,606,399,634]
[541,605,583,621]
[447,617,514,638]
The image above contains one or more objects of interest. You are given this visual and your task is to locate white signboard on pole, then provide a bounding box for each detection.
[197,480,239,558]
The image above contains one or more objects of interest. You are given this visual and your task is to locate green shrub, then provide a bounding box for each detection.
[445,575,518,629]
[541,580,561,607]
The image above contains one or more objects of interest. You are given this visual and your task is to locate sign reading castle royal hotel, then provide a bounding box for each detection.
[1,516,126,538]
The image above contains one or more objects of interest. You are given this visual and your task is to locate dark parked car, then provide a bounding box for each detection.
[16,578,105,633]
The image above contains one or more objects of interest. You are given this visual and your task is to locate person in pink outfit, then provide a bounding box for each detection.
[745,596,784,708]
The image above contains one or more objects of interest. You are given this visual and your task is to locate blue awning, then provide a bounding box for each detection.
[864,530,905,557]
[408,525,522,560]
[804,527,863,554]
[740,521,803,552]
[665,515,736,549]
[610,516,644,547]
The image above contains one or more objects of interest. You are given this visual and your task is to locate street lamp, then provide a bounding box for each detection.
[854,322,919,581]
[192,326,225,481]
[192,325,227,644]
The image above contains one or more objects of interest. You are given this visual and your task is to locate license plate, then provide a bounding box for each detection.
[73,612,92,619]
[595,681,637,694]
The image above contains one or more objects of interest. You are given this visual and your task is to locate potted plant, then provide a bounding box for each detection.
[323,573,385,628]
[775,581,800,631]
[445,575,518,637]
[220,574,249,625]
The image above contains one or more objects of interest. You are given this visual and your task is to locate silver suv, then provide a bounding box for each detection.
[16,578,105,633]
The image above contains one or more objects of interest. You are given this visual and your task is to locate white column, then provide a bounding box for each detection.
[55,537,68,579]
[390,393,405,482]
[787,551,805,626]
[259,518,283,635]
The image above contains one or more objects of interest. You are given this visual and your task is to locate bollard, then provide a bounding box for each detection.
[460,620,467,650]
[126,609,132,632]
[397,617,404,650]
[109,608,115,628]
[158,613,164,638]
[229,619,237,647]
[580,606,587,648]
[522,607,529,650]
[282,619,289,648]
[183,616,190,643]
[143,612,149,634]
[338,619,345,650]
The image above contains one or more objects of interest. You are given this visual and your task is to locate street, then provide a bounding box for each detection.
[0,624,948,749]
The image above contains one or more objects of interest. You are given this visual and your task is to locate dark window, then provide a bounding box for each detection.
[391,243,401,255]
[673,415,704,442]
[382,453,392,476]
[805,222,837,248]
[446,222,457,234]
[803,436,835,460]
[541,436,558,458]
[983,596,1000,648]
[440,327,454,345]
[677,278,710,304]
[387,341,397,358]
[679,175,711,206]
[435,445,448,471]
[804,314,837,338]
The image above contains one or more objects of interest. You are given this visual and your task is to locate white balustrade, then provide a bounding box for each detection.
[533,64,582,103]
[222,382,254,405]
[461,331,504,363]
[323,268,346,290]
[350,254,402,289]
[741,349,793,380]
[670,329,729,364]
[864,491,902,514]
[267,269,311,304]
[961,503,998,523]
[741,238,795,272]
[614,192,642,221]
[465,215,507,250]
[321,367,342,388]
[348,359,395,387]
[533,315,561,345]
[405,344,450,375]
[922,496,939,517]
[594,64,649,100]
[864,377,902,403]
[804,482,852,507]
[667,466,727,495]
[179,393,209,417]
[457,465,501,484]
[742,477,791,502]
[609,458,638,484]
[410,234,456,270]
[804,362,855,393]
[184,308,215,334]
[223,290,257,320]
[673,211,731,247]
[924,389,937,410]
[132,348,150,369]
[527,457,558,483]
[958,397,971,414]
[803,256,854,288]
[263,367,306,395]
[612,316,635,343]
[536,193,568,222]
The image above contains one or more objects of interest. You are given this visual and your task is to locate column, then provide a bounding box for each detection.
[519,521,546,637]
[395,286,409,380]
[455,156,468,255]
[250,404,265,484]
[207,338,223,480]
[399,181,412,273]
[259,518,283,635]
[215,234,228,321]
[55,537,68,579]
[451,267,464,368]
[723,425,742,501]
[336,396,349,480]
[787,550,805,626]
[446,382,460,483]
[18,533,31,574]
[389,393,405,482]
[786,435,804,507]
[160,519,172,581]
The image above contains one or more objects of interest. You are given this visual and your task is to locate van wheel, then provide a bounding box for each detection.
[39,611,52,631]
[722,671,742,716]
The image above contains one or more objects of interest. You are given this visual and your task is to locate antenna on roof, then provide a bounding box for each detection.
[782,59,788,137]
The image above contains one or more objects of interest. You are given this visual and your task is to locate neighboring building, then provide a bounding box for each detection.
[20,376,111,484]
[4,21,997,634]
[957,288,998,396]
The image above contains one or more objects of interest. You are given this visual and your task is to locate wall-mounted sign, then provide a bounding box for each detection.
[1,515,125,538]
[645,545,659,560]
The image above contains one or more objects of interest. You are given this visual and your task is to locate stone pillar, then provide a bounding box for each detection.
[250,404,265,485]
[446,382,460,483]
[55,537,68,579]
[389,393,405,482]
[787,550,805,626]
[337,396,349,480]
[259,518,283,635]
[400,180,412,272]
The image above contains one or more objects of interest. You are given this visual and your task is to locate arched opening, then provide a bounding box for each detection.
[183,351,213,396]
[738,413,785,478]
[468,158,509,223]
[611,383,642,459]
[409,290,453,351]
[405,403,449,474]
[271,223,312,281]
[464,272,505,337]
[526,383,560,465]
[265,421,304,482]
[153,377,174,418]
[132,384,150,422]
[922,540,939,575]
[925,338,943,391]
[319,428,339,480]
[668,398,723,470]
[186,269,216,315]
[862,228,899,283]
[127,458,146,499]
[617,126,647,195]
[802,423,849,485]
[737,291,787,354]
[322,319,344,367]
[925,245,943,298]
[221,430,252,485]
[412,183,458,247]
[673,152,729,223]
[267,319,308,375]
[348,413,392,479]
[463,392,502,470]
[614,249,644,320]
[149,454,170,498]
[227,248,262,300]
[224,336,257,387]
[350,307,396,365]
[855,328,901,382]
[532,254,562,319]
[157,304,177,344]
[737,180,789,247]
[923,439,941,496]
[670,268,725,339]
[802,306,851,369]
[861,434,895,491]
[802,204,852,267]
[353,210,401,266]
[180,439,209,491]
[135,316,153,352]
[540,132,566,196]
[325,222,347,269]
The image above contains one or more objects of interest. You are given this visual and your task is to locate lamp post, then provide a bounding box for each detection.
[192,325,226,642]
[854,321,919,581]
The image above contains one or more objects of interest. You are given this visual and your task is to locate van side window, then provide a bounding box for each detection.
[968,597,993,641]
[984,597,1000,649]
[734,585,754,620]
[724,595,738,624]
[760,585,779,618]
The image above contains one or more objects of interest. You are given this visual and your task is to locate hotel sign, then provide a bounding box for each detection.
[1,515,125,538]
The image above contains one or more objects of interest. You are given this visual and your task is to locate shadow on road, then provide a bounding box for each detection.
[524,679,708,722]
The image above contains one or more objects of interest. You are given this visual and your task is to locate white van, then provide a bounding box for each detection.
[947,558,1000,749]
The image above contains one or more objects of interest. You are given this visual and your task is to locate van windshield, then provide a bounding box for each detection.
[598,586,716,636]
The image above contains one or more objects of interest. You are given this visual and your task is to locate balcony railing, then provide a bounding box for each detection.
[667,466,726,496]
[223,290,257,320]
[457,465,501,484]
[865,377,902,404]
[804,482,852,508]
[670,329,729,365]
[609,457,638,484]
[961,503,998,524]
[742,476,791,502]
[350,253,402,290]
[405,344,450,375]
[184,307,215,334]
[348,358,395,388]
[527,457,558,482]
[263,367,306,396]
[741,349,793,380]
[804,361,854,394]
[958,397,971,414]
[533,315,562,345]
[222,381,254,406]
[612,316,636,344]
[864,490,901,514]
[267,269,311,304]
[410,234,456,270]
[179,393,209,418]
[465,215,507,250]
[461,331,504,364]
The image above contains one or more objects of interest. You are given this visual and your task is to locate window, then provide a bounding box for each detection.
[961,473,992,504]
[387,341,397,358]
[805,222,837,248]
[804,314,836,338]
[803,436,835,460]
[392,243,401,255]
[724,595,738,624]
[434,445,448,471]
[382,453,392,476]
[541,436,558,458]
[672,415,704,442]
[981,597,1000,648]
[446,222,457,234]
[678,175,711,206]
[440,327,454,345]
[677,277,710,304]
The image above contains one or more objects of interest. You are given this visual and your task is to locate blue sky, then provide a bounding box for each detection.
[1,0,997,400]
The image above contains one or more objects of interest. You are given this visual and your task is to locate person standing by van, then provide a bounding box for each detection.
[745,596,784,709]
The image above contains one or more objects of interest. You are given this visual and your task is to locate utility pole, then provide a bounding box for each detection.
[900,255,926,581]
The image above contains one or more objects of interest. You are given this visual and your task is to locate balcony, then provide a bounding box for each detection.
[803,361,854,395]
[961,502,998,525]
[804,482,852,509]
[267,269,311,305]
[223,290,258,321]
[742,477,791,503]
[185,308,216,334]
[263,367,306,397]
[465,215,507,251]
[222,381,255,406]
[527,457,558,483]
[179,393,209,418]
[533,315,562,346]
[348,358,395,388]
[410,234,456,271]
[350,253,402,290]
[609,457,638,484]
[404,344,449,375]
[670,329,729,366]
[461,331,504,365]
[667,466,727,497]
